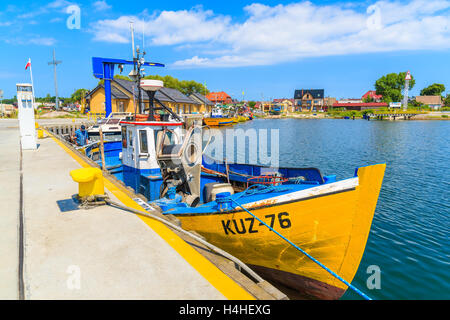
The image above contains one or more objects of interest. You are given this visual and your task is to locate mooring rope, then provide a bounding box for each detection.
[226,188,372,300]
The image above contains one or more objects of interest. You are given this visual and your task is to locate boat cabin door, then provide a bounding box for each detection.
[121,124,160,172]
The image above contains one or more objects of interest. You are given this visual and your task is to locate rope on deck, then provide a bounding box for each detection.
[227,189,372,300]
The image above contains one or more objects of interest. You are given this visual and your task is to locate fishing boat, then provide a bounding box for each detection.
[85,41,386,300]
[203,117,234,126]
[115,110,385,299]
[90,118,385,300]
[149,131,385,299]
[203,106,234,126]
[237,115,248,122]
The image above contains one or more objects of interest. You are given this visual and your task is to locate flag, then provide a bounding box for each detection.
[25,59,31,70]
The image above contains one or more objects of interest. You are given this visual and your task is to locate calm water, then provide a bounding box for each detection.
[206,118,449,300]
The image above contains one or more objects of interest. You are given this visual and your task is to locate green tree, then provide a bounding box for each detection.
[1,96,17,105]
[248,101,256,108]
[70,88,88,103]
[362,95,374,103]
[375,72,415,103]
[105,74,209,96]
[144,75,208,95]
[444,94,450,107]
[44,93,53,103]
[114,74,132,81]
[420,83,445,96]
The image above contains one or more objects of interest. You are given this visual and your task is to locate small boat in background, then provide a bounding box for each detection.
[87,112,131,138]
[203,118,234,126]
[203,106,234,126]
[270,104,282,115]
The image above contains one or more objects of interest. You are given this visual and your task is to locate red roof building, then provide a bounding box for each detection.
[206,91,232,104]
[332,102,388,111]
[362,90,383,102]
[273,98,295,104]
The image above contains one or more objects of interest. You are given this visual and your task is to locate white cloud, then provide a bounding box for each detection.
[91,8,230,45]
[29,37,56,46]
[91,0,450,68]
[3,35,56,46]
[17,0,74,19]
[93,1,112,12]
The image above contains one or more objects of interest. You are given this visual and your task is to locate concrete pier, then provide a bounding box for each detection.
[0,119,21,299]
[0,119,281,300]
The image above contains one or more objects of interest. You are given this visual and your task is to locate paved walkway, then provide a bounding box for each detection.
[0,120,20,299]
[0,119,253,299]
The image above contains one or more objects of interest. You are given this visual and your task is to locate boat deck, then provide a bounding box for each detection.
[0,119,284,300]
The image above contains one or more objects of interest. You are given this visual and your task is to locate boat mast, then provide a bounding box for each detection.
[130,21,144,115]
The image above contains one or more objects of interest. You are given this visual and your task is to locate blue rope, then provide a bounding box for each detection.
[229,195,372,300]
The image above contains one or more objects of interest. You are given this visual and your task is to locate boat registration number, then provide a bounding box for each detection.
[221,212,291,235]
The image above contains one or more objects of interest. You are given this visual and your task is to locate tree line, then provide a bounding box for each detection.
[113,74,209,96]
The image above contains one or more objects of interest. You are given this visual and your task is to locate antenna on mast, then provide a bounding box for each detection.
[142,19,145,54]
[130,20,135,60]
[48,49,62,110]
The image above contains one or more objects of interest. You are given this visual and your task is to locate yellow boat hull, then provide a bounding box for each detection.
[203,118,234,126]
[175,164,385,299]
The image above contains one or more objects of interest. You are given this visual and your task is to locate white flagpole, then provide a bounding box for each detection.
[28,58,36,109]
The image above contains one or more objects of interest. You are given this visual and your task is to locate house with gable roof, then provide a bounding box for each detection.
[86,78,202,115]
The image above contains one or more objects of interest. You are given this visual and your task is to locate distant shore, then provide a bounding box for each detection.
[256,111,450,121]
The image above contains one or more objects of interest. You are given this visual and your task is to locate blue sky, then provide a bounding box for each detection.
[0,0,449,100]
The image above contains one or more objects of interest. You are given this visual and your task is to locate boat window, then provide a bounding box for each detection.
[155,129,177,150]
[121,127,127,148]
[117,101,125,113]
[139,130,148,154]
[128,130,133,147]
[17,85,32,92]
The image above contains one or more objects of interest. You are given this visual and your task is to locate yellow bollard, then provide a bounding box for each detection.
[70,167,105,198]
[37,129,44,139]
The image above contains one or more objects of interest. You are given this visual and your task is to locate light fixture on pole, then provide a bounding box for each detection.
[48,49,62,110]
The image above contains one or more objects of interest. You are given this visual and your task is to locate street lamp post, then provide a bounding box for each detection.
[48,49,62,110]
